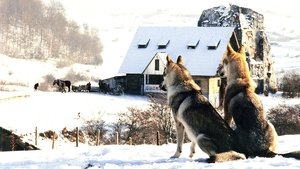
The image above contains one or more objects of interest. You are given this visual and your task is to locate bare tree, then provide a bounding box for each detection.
[0,0,103,65]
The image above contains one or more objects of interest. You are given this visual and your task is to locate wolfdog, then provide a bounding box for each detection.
[160,55,245,162]
[223,44,300,159]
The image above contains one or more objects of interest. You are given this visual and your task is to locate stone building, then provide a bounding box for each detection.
[198,4,278,95]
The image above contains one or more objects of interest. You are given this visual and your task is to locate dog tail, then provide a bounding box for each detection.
[262,150,300,160]
[207,151,246,163]
[280,151,300,160]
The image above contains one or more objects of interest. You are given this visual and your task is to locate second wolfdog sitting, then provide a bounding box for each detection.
[223,44,300,159]
[160,55,245,162]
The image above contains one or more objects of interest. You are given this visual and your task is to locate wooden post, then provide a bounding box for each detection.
[156,131,160,146]
[129,137,132,145]
[76,127,79,147]
[35,127,38,146]
[52,131,55,149]
[115,131,119,145]
[96,129,100,146]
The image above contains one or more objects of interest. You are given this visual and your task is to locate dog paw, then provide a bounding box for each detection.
[170,153,181,158]
[189,152,195,158]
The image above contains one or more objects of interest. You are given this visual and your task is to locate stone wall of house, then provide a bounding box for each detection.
[198,4,277,94]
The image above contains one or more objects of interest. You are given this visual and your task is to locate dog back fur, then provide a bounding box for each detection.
[160,55,245,162]
[223,44,278,157]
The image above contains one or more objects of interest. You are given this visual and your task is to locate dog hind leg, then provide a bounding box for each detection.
[197,134,217,156]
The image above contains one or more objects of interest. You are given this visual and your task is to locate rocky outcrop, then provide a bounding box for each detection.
[198,4,277,95]
[0,126,39,151]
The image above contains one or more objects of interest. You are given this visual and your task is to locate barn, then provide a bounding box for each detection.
[119,26,239,107]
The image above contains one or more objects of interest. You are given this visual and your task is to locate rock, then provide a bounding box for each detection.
[40,130,58,140]
[0,126,39,151]
[198,4,277,94]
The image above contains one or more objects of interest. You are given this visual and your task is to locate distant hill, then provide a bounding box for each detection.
[0,0,103,65]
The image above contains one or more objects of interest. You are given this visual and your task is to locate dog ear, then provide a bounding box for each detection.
[227,44,236,56]
[166,55,173,65]
[177,55,184,65]
[238,45,246,55]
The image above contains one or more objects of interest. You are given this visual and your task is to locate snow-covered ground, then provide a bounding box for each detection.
[0,92,149,133]
[0,90,299,168]
[1,135,300,169]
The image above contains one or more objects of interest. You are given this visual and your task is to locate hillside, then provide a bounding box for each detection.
[0,0,102,65]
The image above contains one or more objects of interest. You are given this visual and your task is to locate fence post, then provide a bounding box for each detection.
[35,127,38,146]
[52,131,55,149]
[156,131,160,146]
[96,129,100,146]
[129,137,132,145]
[76,127,79,147]
[115,132,119,145]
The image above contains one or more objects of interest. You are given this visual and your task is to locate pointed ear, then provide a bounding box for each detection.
[166,55,173,65]
[177,55,184,65]
[238,45,246,55]
[227,44,235,55]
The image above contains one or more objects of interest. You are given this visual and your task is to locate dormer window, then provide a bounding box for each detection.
[138,38,150,48]
[187,39,199,49]
[207,39,220,50]
[158,39,170,49]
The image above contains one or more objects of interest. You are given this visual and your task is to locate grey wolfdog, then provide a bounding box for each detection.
[159,55,245,162]
[222,45,300,159]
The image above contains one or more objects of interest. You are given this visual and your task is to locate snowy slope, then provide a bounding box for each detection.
[0,135,300,168]
[0,90,299,168]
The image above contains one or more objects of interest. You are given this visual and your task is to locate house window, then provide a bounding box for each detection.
[138,38,150,48]
[207,39,221,50]
[158,39,170,49]
[155,59,159,71]
[218,79,221,87]
[187,39,199,49]
[146,75,163,84]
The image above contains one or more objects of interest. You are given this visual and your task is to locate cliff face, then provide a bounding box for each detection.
[198,4,277,94]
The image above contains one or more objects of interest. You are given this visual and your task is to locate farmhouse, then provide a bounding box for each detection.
[119,26,239,107]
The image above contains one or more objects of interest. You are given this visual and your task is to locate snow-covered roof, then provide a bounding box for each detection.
[119,26,235,76]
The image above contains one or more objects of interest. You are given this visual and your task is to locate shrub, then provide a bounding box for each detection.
[113,93,176,145]
[280,72,300,98]
[267,104,300,135]
[80,119,108,145]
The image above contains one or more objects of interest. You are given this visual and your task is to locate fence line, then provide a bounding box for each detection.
[4,127,168,150]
